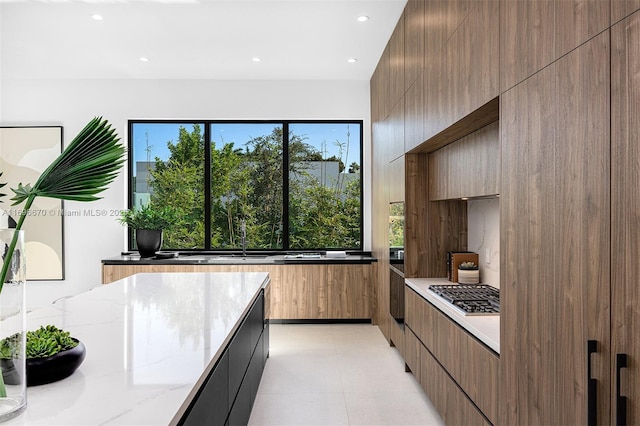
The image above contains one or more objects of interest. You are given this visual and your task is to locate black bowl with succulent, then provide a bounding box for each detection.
[0,325,86,386]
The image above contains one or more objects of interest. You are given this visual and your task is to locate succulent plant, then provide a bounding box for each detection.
[0,325,78,360]
[458,261,478,270]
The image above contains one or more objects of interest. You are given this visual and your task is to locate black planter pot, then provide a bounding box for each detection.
[136,229,163,258]
[26,339,86,386]
[1,338,86,386]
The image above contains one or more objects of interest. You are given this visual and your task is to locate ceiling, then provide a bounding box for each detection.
[0,0,407,81]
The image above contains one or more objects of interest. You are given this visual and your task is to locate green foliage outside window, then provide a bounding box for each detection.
[132,121,362,250]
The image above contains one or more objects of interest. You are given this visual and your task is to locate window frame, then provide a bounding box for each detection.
[127,119,364,253]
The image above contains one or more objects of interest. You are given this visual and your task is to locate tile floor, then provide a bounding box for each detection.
[248,323,445,426]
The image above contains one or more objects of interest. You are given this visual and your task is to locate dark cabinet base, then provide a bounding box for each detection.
[180,290,268,426]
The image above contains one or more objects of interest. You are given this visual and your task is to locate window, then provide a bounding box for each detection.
[128,120,362,251]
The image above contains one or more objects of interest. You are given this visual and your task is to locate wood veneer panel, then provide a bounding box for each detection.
[404,153,429,278]
[554,31,611,426]
[388,156,405,203]
[500,0,555,92]
[444,0,499,125]
[428,121,499,200]
[271,264,326,319]
[500,33,611,425]
[389,13,405,111]
[420,343,490,426]
[388,318,405,359]
[406,287,498,423]
[612,11,640,425]
[500,64,558,426]
[404,0,425,91]
[612,0,640,24]
[415,97,499,154]
[371,108,391,335]
[326,264,371,319]
[404,325,421,377]
[388,99,405,161]
[556,0,609,60]
[423,0,448,61]
[404,74,425,153]
[378,44,391,120]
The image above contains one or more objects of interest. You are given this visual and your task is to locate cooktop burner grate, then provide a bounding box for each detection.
[428,284,500,315]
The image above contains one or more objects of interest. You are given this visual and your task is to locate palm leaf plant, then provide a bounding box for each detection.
[0,117,125,397]
[0,116,126,292]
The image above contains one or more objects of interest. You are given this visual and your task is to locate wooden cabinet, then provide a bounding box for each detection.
[275,264,327,319]
[612,0,640,23]
[424,0,499,143]
[327,264,372,319]
[611,10,640,425]
[405,287,498,424]
[428,121,499,200]
[501,0,609,92]
[403,0,424,91]
[500,32,610,425]
[102,263,372,321]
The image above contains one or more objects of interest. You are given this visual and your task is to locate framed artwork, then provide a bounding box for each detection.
[0,126,64,280]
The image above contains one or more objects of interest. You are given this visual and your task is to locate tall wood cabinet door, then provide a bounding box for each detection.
[500,32,610,425]
[500,0,555,92]
[612,10,640,426]
[501,0,608,93]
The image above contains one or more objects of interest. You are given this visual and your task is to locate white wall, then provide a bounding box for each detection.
[467,198,500,288]
[0,78,371,309]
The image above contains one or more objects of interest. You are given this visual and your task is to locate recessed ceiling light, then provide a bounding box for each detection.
[91,14,103,21]
[348,58,358,63]
[252,57,262,62]
[356,15,369,22]
[139,57,149,62]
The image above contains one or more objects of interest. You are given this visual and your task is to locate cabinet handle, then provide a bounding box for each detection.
[587,340,597,426]
[616,353,628,426]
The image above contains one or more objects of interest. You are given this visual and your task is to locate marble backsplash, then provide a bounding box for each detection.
[467,198,500,288]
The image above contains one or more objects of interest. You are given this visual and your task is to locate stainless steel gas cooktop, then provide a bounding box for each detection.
[428,284,500,316]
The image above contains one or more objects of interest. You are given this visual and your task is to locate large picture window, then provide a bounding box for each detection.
[129,120,362,252]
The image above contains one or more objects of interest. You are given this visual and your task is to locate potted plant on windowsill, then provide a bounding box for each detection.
[118,204,177,257]
[0,116,125,420]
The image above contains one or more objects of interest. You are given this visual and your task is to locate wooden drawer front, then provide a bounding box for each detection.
[404,325,422,379]
[418,333,490,426]
[405,287,499,424]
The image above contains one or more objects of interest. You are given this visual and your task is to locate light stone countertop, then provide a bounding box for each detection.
[7,271,270,425]
[405,277,500,354]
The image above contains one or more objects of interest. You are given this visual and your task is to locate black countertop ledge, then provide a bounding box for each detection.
[102,251,377,265]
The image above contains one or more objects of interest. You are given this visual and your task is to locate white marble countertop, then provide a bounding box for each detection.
[7,271,270,425]
[405,278,500,354]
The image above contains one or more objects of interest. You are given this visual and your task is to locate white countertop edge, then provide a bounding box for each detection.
[170,274,271,424]
[405,278,500,354]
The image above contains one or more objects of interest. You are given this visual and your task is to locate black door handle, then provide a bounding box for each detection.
[616,353,628,426]
[587,340,597,426]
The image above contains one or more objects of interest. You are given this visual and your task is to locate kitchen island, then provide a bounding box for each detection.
[7,271,270,425]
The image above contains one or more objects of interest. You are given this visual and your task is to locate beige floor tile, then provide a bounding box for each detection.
[343,391,443,426]
[258,352,343,393]
[248,392,349,426]
[249,324,444,426]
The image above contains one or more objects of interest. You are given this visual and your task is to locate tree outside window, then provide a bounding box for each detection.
[129,120,362,251]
